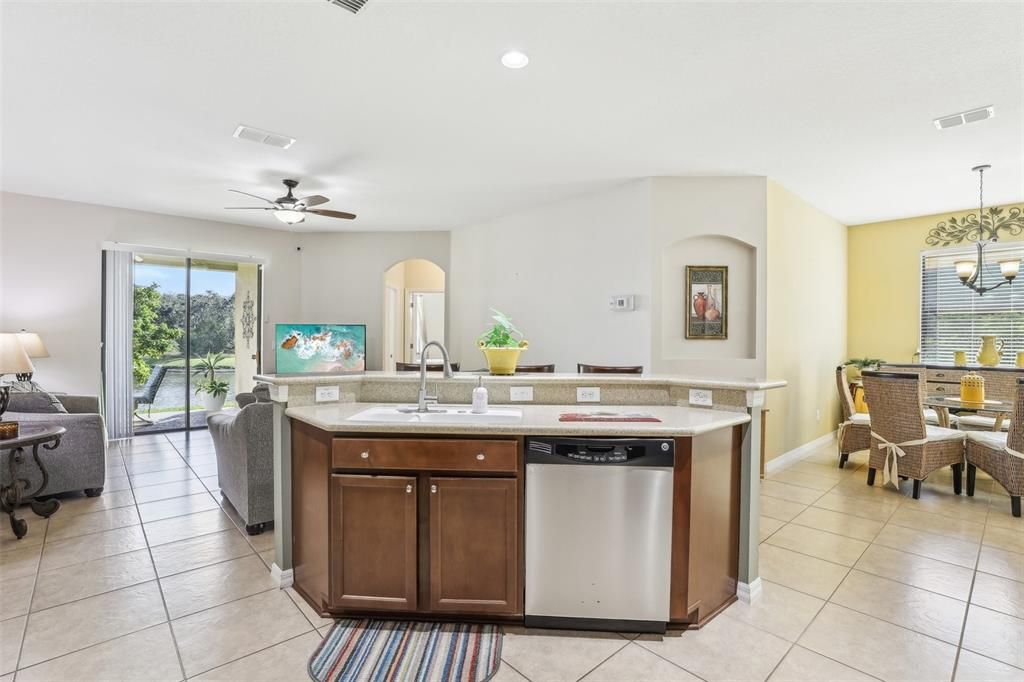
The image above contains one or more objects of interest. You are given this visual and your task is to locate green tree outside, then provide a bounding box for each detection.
[133,284,183,384]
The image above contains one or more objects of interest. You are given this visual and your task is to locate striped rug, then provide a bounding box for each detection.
[308,619,503,682]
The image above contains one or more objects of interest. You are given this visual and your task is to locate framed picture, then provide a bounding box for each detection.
[685,266,728,340]
[274,323,366,374]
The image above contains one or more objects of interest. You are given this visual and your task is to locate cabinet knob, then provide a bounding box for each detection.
[405,484,413,494]
[360,451,370,459]
[431,484,437,494]
[476,453,485,461]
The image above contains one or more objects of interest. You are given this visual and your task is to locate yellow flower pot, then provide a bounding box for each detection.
[480,341,528,375]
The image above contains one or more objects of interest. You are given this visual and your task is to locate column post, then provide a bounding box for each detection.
[737,389,764,603]
[269,384,293,588]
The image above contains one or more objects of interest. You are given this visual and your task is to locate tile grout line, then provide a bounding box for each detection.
[127,442,190,682]
[10,504,48,679]
[182,628,316,680]
[948,532,985,681]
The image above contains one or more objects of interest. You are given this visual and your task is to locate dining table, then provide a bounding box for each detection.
[924,394,1012,431]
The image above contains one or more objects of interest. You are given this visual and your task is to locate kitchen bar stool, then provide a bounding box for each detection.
[515,364,556,373]
[577,364,643,374]
[395,361,461,372]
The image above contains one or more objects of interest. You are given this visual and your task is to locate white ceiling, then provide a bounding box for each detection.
[2,0,1022,231]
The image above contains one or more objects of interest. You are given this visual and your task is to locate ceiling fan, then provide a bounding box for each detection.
[226,179,356,225]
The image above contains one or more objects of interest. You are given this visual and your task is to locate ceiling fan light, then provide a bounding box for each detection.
[955,260,977,281]
[274,210,305,225]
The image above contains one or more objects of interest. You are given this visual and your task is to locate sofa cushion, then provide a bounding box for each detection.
[8,391,68,414]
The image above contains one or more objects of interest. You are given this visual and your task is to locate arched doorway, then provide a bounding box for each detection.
[382,259,446,371]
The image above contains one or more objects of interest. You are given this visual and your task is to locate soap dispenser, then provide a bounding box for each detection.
[472,377,488,414]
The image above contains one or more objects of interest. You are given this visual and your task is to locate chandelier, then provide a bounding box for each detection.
[954,165,1020,295]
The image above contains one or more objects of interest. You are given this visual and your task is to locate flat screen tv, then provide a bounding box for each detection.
[274,323,366,374]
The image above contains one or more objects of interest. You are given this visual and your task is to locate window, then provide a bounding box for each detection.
[920,243,1024,365]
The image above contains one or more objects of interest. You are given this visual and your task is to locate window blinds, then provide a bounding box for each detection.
[920,244,1024,366]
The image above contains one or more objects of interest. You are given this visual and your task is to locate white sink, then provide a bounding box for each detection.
[346,405,524,424]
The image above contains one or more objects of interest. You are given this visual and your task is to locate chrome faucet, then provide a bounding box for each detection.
[416,340,454,412]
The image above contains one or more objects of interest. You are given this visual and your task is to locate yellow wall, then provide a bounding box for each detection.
[765,181,848,461]
[848,202,1024,363]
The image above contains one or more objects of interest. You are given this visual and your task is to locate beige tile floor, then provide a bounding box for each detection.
[0,432,1021,681]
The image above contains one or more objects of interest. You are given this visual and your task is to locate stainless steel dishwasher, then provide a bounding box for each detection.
[524,436,675,633]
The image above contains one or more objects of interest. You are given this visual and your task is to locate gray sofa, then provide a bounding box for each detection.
[1,394,107,497]
[207,385,273,535]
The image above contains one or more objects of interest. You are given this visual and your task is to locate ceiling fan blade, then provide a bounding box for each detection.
[224,207,275,210]
[308,209,357,220]
[228,189,279,206]
[296,194,330,208]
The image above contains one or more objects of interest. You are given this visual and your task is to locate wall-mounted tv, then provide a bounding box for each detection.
[274,324,366,374]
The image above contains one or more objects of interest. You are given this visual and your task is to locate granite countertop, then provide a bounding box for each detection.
[285,402,751,437]
[257,371,786,392]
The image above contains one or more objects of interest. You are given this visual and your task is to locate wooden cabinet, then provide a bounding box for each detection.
[428,477,519,614]
[329,474,418,611]
[299,435,522,618]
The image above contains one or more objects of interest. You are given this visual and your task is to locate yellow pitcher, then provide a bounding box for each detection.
[976,335,1004,367]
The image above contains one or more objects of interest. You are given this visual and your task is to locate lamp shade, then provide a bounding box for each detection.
[955,260,977,281]
[16,331,49,358]
[999,259,1020,280]
[0,334,34,375]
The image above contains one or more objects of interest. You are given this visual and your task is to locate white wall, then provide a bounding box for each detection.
[449,181,653,373]
[0,192,450,394]
[0,192,302,395]
[651,177,768,378]
[297,231,450,371]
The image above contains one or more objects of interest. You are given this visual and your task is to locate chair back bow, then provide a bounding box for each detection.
[870,432,929,488]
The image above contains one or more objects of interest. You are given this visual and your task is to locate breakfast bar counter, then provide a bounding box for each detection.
[258,371,785,629]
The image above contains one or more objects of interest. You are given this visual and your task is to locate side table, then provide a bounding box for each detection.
[0,424,66,538]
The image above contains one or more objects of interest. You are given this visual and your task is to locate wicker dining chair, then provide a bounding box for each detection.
[965,378,1024,517]
[836,366,871,469]
[861,371,965,499]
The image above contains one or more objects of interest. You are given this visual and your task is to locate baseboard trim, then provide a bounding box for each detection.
[271,563,294,588]
[737,578,762,604]
[765,430,836,475]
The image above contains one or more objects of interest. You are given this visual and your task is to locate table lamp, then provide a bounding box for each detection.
[15,330,49,382]
[0,334,34,439]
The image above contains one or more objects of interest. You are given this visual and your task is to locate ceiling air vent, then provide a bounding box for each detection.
[232,125,295,150]
[326,0,370,14]
[933,106,995,130]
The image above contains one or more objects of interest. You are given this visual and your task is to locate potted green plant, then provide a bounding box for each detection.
[844,357,885,380]
[193,352,231,412]
[477,309,529,375]
[195,378,230,413]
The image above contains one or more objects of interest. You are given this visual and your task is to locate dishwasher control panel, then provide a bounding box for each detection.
[526,437,674,467]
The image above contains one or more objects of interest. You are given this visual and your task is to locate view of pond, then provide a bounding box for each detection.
[138,367,238,411]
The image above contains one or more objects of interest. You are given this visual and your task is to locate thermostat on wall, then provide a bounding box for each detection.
[609,295,635,311]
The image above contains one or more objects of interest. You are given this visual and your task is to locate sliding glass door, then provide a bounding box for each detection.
[130,255,261,434]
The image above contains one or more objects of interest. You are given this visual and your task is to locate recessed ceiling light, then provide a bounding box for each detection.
[501,51,529,69]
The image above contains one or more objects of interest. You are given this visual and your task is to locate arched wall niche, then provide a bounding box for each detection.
[659,233,758,361]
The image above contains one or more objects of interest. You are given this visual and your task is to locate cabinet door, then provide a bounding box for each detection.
[428,477,519,614]
[330,474,417,611]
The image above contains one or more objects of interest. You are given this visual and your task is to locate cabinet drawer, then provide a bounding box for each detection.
[927,368,966,383]
[927,382,957,395]
[332,438,518,474]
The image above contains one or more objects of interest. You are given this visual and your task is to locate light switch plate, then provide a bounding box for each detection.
[510,386,534,402]
[689,388,713,407]
[315,385,340,402]
[577,387,601,403]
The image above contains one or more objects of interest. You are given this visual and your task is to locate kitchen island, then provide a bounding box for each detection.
[257,372,785,630]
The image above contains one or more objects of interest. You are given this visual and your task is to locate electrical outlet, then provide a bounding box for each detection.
[577,387,601,403]
[510,386,534,402]
[315,385,340,402]
[689,389,713,407]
